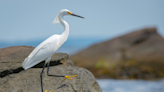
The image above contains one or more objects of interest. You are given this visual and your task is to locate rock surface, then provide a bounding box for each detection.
[70,27,164,79]
[0,46,102,92]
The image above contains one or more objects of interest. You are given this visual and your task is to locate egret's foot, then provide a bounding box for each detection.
[45,90,54,92]
[62,75,78,82]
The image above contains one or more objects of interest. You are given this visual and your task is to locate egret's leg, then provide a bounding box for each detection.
[40,63,47,92]
[47,61,64,77]
[42,57,55,92]
[46,61,77,82]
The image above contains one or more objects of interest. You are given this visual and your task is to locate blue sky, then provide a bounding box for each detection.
[0,0,164,42]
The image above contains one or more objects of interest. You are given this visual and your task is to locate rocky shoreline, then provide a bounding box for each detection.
[0,46,102,92]
[71,27,164,80]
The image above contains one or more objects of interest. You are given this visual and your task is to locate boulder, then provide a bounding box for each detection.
[70,27,164,79]
[0,46,102,92]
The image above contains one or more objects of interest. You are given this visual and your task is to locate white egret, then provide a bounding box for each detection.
[22,9,84,92]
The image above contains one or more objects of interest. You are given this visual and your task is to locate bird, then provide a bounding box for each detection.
[22,9,84,92]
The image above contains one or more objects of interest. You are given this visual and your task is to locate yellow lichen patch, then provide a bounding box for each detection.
[94,59,109,69]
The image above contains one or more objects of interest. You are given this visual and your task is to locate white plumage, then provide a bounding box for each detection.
[22,9,84,70]
[22,9,84,92]
[22,35,60,70]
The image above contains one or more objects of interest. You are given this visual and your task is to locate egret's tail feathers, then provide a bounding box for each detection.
[22,57,44,70]
[22,57,29,70]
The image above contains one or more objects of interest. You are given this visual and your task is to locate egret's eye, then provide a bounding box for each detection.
[67,12,72,14]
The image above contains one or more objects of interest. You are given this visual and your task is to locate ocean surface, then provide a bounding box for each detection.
[0,37,109,55]
[97,79,164,92]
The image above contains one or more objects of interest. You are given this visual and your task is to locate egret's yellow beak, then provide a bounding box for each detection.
[67,11,72,14]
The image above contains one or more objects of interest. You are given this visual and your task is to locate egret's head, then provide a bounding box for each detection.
[53,9,84,24]
[60,9,72,15]
[60,9,84,19]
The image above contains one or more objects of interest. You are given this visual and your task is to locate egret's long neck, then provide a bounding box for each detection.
[58,15,69,42]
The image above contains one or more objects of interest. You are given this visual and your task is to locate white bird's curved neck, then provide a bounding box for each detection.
[58,14,69,42]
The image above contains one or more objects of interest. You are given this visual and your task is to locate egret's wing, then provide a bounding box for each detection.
[22,35,60,70]
[29,35,59,58]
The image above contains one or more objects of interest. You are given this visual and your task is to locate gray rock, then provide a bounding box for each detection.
[0,46,70,77]
[0,46,102,92]
[0,46,34,73]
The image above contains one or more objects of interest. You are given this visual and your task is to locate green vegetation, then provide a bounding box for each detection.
[91,59,164,80]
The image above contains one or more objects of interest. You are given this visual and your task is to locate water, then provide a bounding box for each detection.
[0,37,109,55]
[57,37,109,55]
[97,79,164,92]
